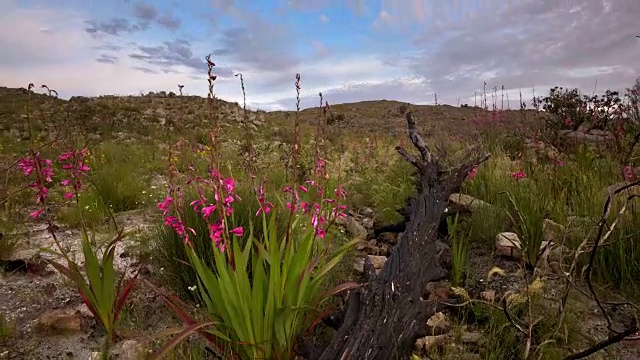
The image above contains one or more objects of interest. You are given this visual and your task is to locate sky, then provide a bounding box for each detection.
[1,0,639,110]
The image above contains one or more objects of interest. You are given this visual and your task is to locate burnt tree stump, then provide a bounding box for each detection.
[301,109,489,360]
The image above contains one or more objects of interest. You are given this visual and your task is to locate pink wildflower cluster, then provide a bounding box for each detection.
[564,117,574,128]
[280,181,348,239]
[18,152,54,219]
[510,170,527,180]
[623,165,637,181]
[158,170,244,252]
[158,194,196,244]
[57,148,91,200]
[466,165,478,181]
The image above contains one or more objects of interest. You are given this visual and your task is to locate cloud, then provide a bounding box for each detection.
[2,0,638,113]
[84,18,148,36]
[211,13,300,72]
[401,0,640,106]
[319,14,329,22]
[127,38,235,77]
[132,2,158,21]
[157,14,181,29]
[96,54,119,64]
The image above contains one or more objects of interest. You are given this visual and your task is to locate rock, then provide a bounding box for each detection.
[496,232,566,263]
[524,139,561,162]
[415,334,450,351]
[34,308,83,334]
[378,232,398,245]
[460,331,486,345]
[356,240,379,255]
[353,255,387,274]
[448,193,492,212]
[542,219,565,243]
[558,129,614,147]
[426,312,451,335]
[360,217,374,230]
[480,290,495,303]
[120,340,145,360]
[495,232,523,259]
[360,207,375,217]
[424,281,452,301]
[338,216,368,241]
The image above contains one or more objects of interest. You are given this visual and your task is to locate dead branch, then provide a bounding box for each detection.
[304,108,489,360]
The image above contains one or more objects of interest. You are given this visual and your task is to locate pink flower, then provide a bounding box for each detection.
[556,160,564,167]
[190,199,205,212]
[316,228,327,239]
[61,179,72,186]
[256,202,273,216]
[564,118,574,128]
[510,171,527,180]
[298,185,308,193]
[57,151,74,162]
[164,216,178,227]
[18,158,35,176]
[201,205,216,218]
[36,187,48,203]
[210,221,225,246]
[229,227,244,237]
[255,180,273,216]
[467,166,478,180]
[223,178,235,193]
[623,165,636,181]
[334,186,348,200]
[157,196,173,215]
[29,208,44,219]
[64,192,74,200]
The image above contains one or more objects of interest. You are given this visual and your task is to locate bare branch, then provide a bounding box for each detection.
[395,146,420,169]
[586,180,640,331]
[563,317,638,360]
[405,111,431,162]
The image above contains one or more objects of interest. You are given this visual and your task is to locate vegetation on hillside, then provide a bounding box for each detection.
[1,71,639,359]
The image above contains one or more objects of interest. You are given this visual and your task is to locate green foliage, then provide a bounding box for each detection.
[447,213,468,287]
[151,185,295,302]
[0,312,14,342]
[45,230,139,344]
[151,209,359,360]
[89,144,150,213]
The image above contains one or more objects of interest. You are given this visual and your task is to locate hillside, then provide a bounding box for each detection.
[1,84,639,360]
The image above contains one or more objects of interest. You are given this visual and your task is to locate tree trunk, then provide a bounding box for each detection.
[302,109,489,360]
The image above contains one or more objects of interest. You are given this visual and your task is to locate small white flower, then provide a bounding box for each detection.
[142,190,147,194]
[188,285,197,292]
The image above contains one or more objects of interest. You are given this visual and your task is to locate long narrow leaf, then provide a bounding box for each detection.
[113,270,139,323]
[147,321,217,360]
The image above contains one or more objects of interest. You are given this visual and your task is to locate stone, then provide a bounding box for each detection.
[378,232,398,245]
[460,331,486,345]
[480,290,496,303]
[353,255,387,274]
[355,240,378,255]
[120,340,145,360]
[338,216,368,242]
[424,281,452,301]
[495,232,523,259]
[448,193,492,212]
[34,308,82,334]
[360,207,375,217]
[415,334,450,351]
[542,219,565,243]
[426,312,451,335]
